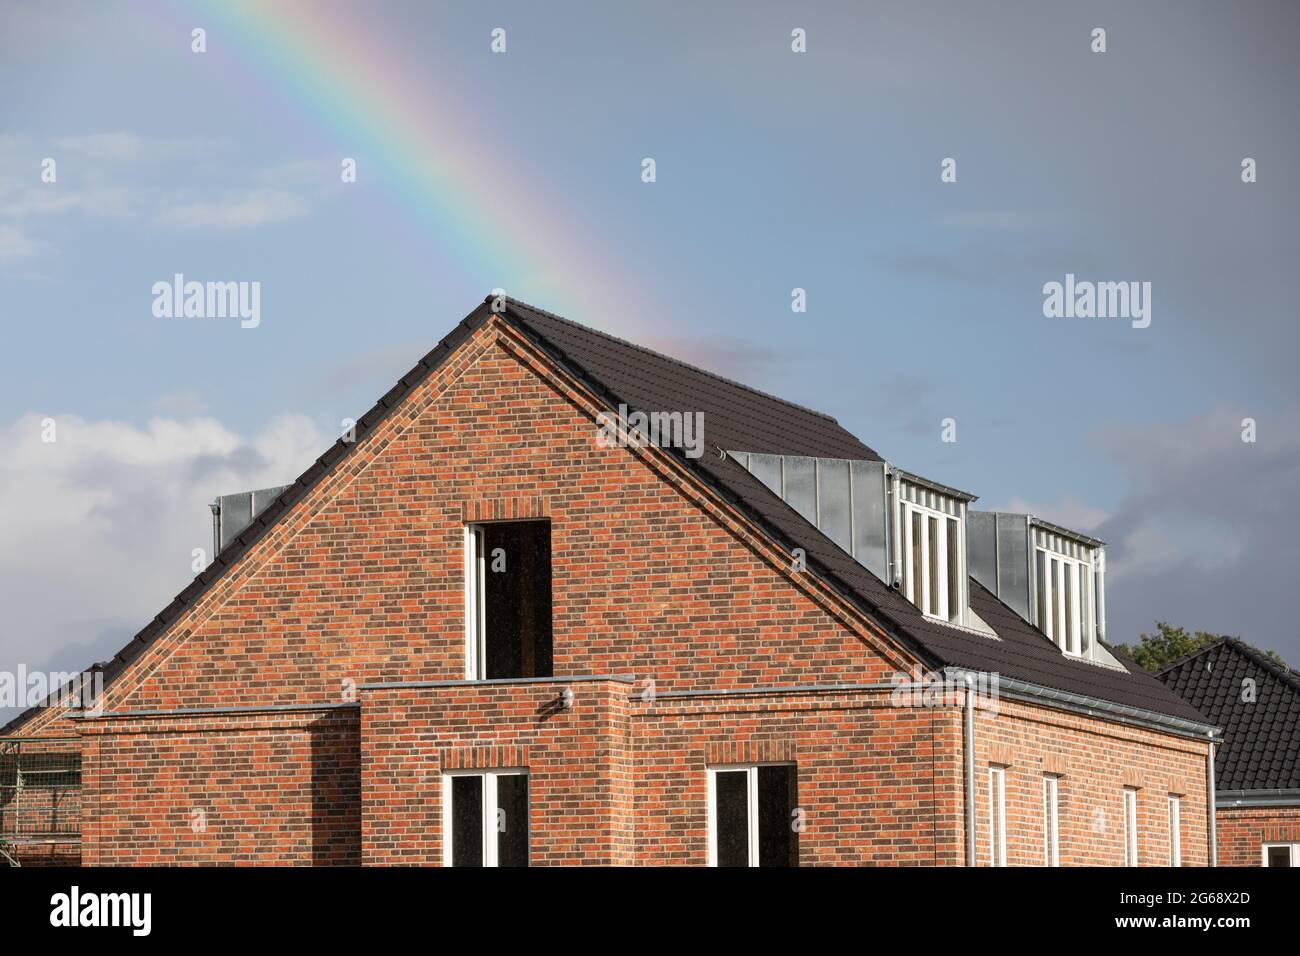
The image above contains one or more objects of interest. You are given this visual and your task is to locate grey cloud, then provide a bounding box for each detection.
[1090,407,1300,662]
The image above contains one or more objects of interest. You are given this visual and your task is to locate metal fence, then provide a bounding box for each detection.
[0,737,81,865]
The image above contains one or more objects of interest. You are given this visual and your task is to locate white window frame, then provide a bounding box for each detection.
[900,499,964,625]
[441,768,528,867]
[1168,795,1181,867]
[1122,787,1138,866]
[706,762,796,867]
[988,766,1007,867]
[1043,775,1060,867]
[1035,547,1093,657]
[464,525,487,679]
[1262,842,1300,866]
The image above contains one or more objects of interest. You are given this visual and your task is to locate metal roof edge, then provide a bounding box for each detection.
[1217,789,1300,808]
[891,466,979,503]
[943,666,1220,741]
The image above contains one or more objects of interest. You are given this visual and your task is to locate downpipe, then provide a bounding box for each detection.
[964,673,976,867]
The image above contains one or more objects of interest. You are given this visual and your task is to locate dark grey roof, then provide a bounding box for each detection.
[1158,640,1300,790]
[3,295,1205,734]
[502,299,1208,725]
[688,453,1208,723]
[504,299,880,461]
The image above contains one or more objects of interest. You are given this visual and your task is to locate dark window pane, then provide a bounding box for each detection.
[714,771,749,867]
[1267,846,1292,867]
[946,518,960,621]
[910,511,923,609]
[927,515,939,616]
[1064,563,1075,653]
[1080,571,1091,654]
[758,765,798,867]
[496,774,529,867]
[451,775,483,867]
[1051,559,1062,646]
[1036,550,1048,635]
[482,521,553,679]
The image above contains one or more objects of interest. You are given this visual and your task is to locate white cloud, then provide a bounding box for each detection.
[0,183,136,220]
[53,132,149,163]
[0,134,316,250]
[0,223,42,259]
[154,188,309,230]
[0,412,324,682]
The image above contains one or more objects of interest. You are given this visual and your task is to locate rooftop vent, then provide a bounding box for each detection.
[209,485,292,558]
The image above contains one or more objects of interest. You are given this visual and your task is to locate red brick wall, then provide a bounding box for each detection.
[973,699,1210,866]
[45,318,906,723]
[632,688,965,865]
[78,706,359,866]
[361,679,632,865]
[1217,804,1300,866]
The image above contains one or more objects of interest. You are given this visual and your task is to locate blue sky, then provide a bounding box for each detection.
[2,0,1298,710]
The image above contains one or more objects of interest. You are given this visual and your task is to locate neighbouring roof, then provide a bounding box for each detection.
[3,295,1209,734]
[1158,639,1300,791]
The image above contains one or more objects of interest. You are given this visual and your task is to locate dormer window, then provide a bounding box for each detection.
[900,497,962,622]
[1034,541,1092,657]
[892,473,971,626]
[968,512,1109,662]
[725,452,976,628]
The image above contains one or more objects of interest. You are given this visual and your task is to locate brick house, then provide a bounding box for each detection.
[2,296,1218,867]
[1158,638,1300,866]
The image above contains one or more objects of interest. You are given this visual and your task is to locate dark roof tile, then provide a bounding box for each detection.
[1158,640,1300,790]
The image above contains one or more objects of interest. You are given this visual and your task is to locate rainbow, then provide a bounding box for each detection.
[179,0,651,334]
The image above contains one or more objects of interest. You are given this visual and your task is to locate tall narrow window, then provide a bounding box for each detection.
[1051,559,1063,646]
[927,515,940,616]
[1122,787,1138,866]
[910,510,923,611]
[1043,776,1060,867]
[1168,795,1181,867]
[947,517,960,622]
[1036,550,1048,634]
[465,521,553,680]
[443,770,529,867]
[1076,567,1086,658]
[708,764,798,867]
[1035,547,1094,658]
[900,500,963,624]
[1063,563,1076,655]
[988,767,1006,867]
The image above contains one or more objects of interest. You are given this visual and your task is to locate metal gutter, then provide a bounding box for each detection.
[75,701,359,720]
[1217,788,1300,808]
[646,681,898,700]
[943,668,1221,741]
[1208,742,1218,866]
[358,674,634,690]
[964,673,977,867]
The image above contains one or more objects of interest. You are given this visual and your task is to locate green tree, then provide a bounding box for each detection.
[1117,622,1286,672]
